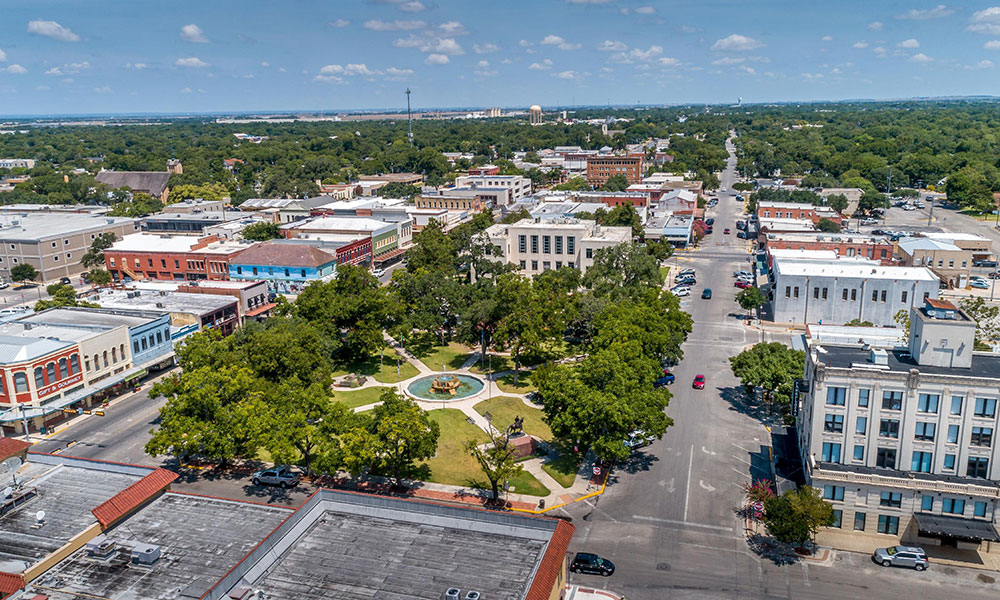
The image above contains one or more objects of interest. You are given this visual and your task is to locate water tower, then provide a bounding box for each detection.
[529,105,542,125]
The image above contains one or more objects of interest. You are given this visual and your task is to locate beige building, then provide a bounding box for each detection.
[478,218,631,277]
[0,214,139,283]
[897,237,972,288]
[799,298,1000,556]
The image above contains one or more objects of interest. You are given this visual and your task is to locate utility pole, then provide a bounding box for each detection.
[405,88,413,148]
[884,169,891,224]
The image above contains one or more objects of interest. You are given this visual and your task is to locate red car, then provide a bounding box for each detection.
[734,280,751,289]
[724,228,731,234]
[693,375,706,389]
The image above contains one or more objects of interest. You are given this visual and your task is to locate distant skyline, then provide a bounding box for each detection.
[3,1,1000,115]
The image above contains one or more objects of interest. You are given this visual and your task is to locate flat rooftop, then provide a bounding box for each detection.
[766,231,890,244]
[775,260,938,281]
[283,216,395,232]
[0,214,136,242]
[143,211,255,223]
[20,307,161,329]
[110,233,256,254]
[95,289,237,315]
[38,493,291,600]
[814,344,1000,380]
[923,231,991,243]
[1,459,145,573]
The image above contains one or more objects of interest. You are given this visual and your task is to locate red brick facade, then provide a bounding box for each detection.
[767,238,896,265]
[105,235,244,282]
[586,154,645,187]
[756,204,844,225]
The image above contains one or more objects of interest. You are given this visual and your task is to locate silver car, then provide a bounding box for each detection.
[872,545,928,571]
[251,465,301,488]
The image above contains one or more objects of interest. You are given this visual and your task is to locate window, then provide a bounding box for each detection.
[236,267,242,275]
[824,414,844,433]
[585,248,593,259]
[858,389,870,407]
[555,236,563,254]
[518,235,526,253]
[84,357,90,372]
[901,291,908,304]
[872,290,879,302]
[103,351,109,368]
[567,236,575,254]
[824,485,845,501]
[947,424,960,444]
[842,288,849,301]
[542,261,551,270]
[141,338,147,351]
[542,236,551,254]
[831,509,843,528]
[879,419,900,438]
[519,260,525,269]
[944,454,956,470]
[853,445,865,460]
[942,498,966,515]
[975,501,988,518]
[794,286,799,298]
[58,357,68,378]
[882,391,903,411]
[854,512,867,531]
[917,394,939,414]
[785,286,791,299]
[33,366,44,389]
[111,347,118,363]
[851,288,857,301]
[914,422,935,441]
[555,261,562,269]
[949,259,954,268]
[46,362,56,382]
[971,427,993,447]
[822,287,828,300]
[826,387,846,406]
[878,515,899,535]
[531,260,538,270]
[880,492,902,508]
[967,457,990,479]
[876,448,897,469]
[13,372,27,394]
[911,451,933,473]
[951,395,963,415]
[821,442,842,463]
[156,330,163,344]
[530,235,539,253]
[974,398,997,418]
[855,416,867,435]
[921,496,934,511]
[814,287,819,300]
[133,340,140,354]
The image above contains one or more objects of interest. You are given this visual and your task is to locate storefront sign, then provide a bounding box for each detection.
[37,373,83,398]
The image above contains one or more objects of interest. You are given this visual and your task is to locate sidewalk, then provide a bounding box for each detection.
[817,529,1000,572]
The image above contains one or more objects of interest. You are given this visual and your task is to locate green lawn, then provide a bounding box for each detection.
[496,371,537,394]
[541,451,581,488]
[473,396,551,440]
[421,408,549,497]
[332,347,419,384]
[418,341,475,372]
[332,386,390,409]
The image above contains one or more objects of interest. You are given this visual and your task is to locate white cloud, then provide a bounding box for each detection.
[711,34,764,52]
[180,24,208,43]
[529,58,553,70]
[898,38,920,48]
[868,21,884,30]
[801,72,823,79]
[966,59,994,69]
[313,75,344,83]
[437,21,467,35]
[399,1,427,11]
[477,60,490,67]
[3,64,27,74]
[628,45,663,61]
[260,61,270,67]
[910,52,933,62]
[27,20,80,42]
[45,61,90,76]
[986,40,1000,49]
[473,42,500,54]
[712,56,746,65]
[540,35,581,50]
[968,23,1000,34]
[425,53,450,65]
[853,41,869,48]
[93,86,112,93]
[598,40,627,51]
[386,66,414,76]
[319,63,382,76]
[175,57,210,68]
[968,11,1000,35]
[555,70,579,79]
[635,6,655,14]
[741,66,756,75]
[658,57,680,67]
[0,49,6,62]
[180,87,192,93]
[394,35,464,55]
[821,35,833,41]
[519,39,534,47]
[873,46,888,57]
[897,5,955,19]
[364,19,425,31]
[330,19,350,28]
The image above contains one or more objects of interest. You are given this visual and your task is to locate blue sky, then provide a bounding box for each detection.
[2,1,1000,115]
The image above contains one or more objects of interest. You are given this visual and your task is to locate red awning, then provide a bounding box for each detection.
[373,248,407,263]
[245,302,277,317]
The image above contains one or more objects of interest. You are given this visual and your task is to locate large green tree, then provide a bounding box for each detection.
[729,342,805,411]
[241,221,282,241]
[81,232,118,269]
[582,244,663,300]
[959,297,1000,350]
[34,284,100,311]
[763,486,835,545]
[467,426,524,502]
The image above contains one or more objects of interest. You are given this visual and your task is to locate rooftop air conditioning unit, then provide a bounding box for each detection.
[155,302,165,308]
[464,592,481,600]
[85,534,116,559]
[130,542,161,566]
[445,589,461,600]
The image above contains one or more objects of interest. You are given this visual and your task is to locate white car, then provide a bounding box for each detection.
[372,268,386,278]
[902,205,916,211]
[671,286,691,297]
[0,281,8,289]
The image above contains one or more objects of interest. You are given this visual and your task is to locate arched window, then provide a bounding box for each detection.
[133,340,140,354]
[156,330,163,344]
[164,328,170,341]
[94,354,100,370]
[103,351,109,368]
[34,367,44,389]
[0,375,5,395]
[111,347,117,363]
[46,362,56,382]
[58,358,68,379]
[120,344,125,358]
[148,334,155,348]
[70,354,79,373]
[141,337,147,351]
[14,372,28,394]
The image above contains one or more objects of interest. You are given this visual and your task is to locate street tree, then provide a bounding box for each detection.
[240,221,281,241]
[264,380,354,476]
[34,284,100,311]
[11,263,37,283]
[81,232,118,269]
[959,297,1000,350]
[728,342,805,411]
[583,244,663,300]
[815,218,840,233]
[87,268,112,287]
[467,426,524,502]
[735,287,767,318]
[763,486,835,545]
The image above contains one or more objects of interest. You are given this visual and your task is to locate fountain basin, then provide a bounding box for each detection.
[407,373,485,401]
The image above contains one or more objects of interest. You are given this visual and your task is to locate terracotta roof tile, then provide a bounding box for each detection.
[0,572,25,598]
[231,242,337,268]
[91,468,177,528]
[925,298,957,310]
[0,438,30,463]
[525,519,574,600]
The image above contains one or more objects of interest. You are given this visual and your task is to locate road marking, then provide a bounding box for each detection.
[659,478,676,493]
[699,480,716,492]
[683,445,693,521]
[801,563,811,587]
[632,514,734,532]
[701,446,717,456]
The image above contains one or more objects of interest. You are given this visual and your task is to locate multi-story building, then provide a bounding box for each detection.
[453,175,532,201]
[922,232,994,263]
[134,280,274,323]
[586,154,644,187]
[93,288,240,337]
[415,193,489,212]
[764,232,895,265]
[0,159,37,170]
[799,298,1000,554]
[357,173,424,185]
[281,216,412,265]
[141,210,256,235]
[229,242,338,294]
[104,233,256,283]
[478,218,631,277]
[897,237,971,288]
[756,201,844,225]
[0,307,173,435]
[0,213,139,283]
[771,259,939,326]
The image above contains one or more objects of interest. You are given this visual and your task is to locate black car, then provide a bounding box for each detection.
[701,288,712,299]
[706,218,715,226]
[59,276,72,285]
[570,552,615,576]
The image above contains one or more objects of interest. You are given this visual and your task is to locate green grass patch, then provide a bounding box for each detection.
[473,396,551,440]
[541,451,580,488]
[418,341,475,371]
[496,371,537,394]
[331,386,390,409]
[506,470,549,497]
[332,347,419,384]
[421,409,490,487]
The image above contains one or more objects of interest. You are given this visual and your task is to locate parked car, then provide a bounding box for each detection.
[861,218,878,225]
[970,279,990,289]
[570,553,615,576]
[913,202,925,209]
[655,373,675,387]
[692,374,706,389]
[736,220,747,230]
[372,268,386,278]
[706,218,715,226]
[705,227,714,234]
[734,280,752,289]
[675,277,696,286]
[733,270,752,278]
[0,281,8,290]
[902,204,916,211]
[973,259,999,268]
[678,267,696,276]
[671,286,691,297]
[988,271,1000,279]
[59,277,72,285]
[251,465,300,488]
[624,429,655,450]
[872,546,928,571]
[723,228,731,235]
[701,288,713,299]
[736,231,747,239]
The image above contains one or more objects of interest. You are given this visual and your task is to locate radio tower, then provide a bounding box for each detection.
[406,88,414,147]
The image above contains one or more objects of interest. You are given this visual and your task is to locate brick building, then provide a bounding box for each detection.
[756,201,844,226]
[105,233,256,283]
[765,232,896,265]
[586,154,645,187]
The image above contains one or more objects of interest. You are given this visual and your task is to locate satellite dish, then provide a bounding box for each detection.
[36,510,45,523]
[2,456,22,473]
[1,487,11,499]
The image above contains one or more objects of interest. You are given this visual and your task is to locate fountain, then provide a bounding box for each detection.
[430,374,462,395]
[407,373,485,401]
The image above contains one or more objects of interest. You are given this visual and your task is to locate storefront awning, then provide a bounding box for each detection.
[913,512,1000,543]
[0,364,148,423]
[245,302,277,317]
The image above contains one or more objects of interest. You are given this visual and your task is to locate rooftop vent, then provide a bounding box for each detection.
[445,589,461,600]
[464,593,481,600]
[131,542,161,566]
[870,348,888,366]
[155,302,165,309]
[85,534,116,559]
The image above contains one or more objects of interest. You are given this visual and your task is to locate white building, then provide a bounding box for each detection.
[479,218,631,276]
[0,159,36,170]
[772,259,939,326]
[799,298,1000,554]
[453,175,532,201]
